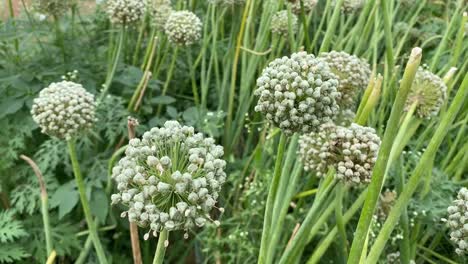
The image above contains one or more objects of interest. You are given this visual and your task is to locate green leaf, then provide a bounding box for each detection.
[0,244,29,263]
[50,181,79,219]
[0,210,28,243]
[151,95,176,105]
[167,106,178,118]
[90,188,109,224]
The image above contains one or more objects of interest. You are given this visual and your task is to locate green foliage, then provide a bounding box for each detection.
[0,210,29,263]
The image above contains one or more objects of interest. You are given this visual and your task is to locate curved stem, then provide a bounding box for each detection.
[152,229,169,264]
[67,140,108,264]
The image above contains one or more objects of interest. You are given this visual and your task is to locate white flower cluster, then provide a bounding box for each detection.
[298,123,381,184]
[111,121,227,237]
[106,0,146,24]
[270,10,298,37]
[289,0,318,14]
[405,67,447,119]
[164,11,202,46]
[319,51,371,108]
[148,0,173,29]
[254,52,341,135]
[446,187,468,255]
[31,81,96,140]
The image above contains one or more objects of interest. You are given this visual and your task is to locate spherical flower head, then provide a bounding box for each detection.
[31,81,96,140]
[405,67,447,119]
[34,0,74,17]
[319,51,371,108]
[446,187,468,255]
[164,11,202,46]
[340,0,365,13]
[106,0,146,24]
[254,52,341,135]
[111,121,227,236]
[148,0,173,29]
[289,0,318,14]
[298,123,381,184]
[270,10,298,37]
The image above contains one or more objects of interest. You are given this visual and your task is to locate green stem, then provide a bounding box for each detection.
[258,133,287,264]
[366,73,467,263]
[299,0,311,50]
[41,195,53,256]
[156,47,179,115]
[380,0,394,78]
[278,175,337,264]
[53,15,67,63]
[75,235,93,264]
[307,189,368,264]
[347,48,422,263]
[334,182,347,263]
[67,140,108,264]
[152,229,169,264]
[319,0,344,53]
[98,27,125,104]
[449,12,467,68]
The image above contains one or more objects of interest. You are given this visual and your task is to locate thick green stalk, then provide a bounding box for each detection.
[98,27,125,104]
[380,0,394,78]
[75,235,93,264]
[366,73,467,263]
[449,12,467,68]
[152,230,169,264]
[299,0,310,50]
[396,161,411,264]
[319,0,344,53]
[334,182,347,263]
[258,133,287,264]
[67,140,108,264]
[278,176,337,264]
[347,48,422,263]
[307,189,368,264]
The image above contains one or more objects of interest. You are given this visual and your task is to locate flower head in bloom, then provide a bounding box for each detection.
[111,121,227,237]
[31,81,96,140]
[106,0,146,24]
[148,0,173,29]
[288,0,318,14]
[33,0,74,17]
[405,67,447,119]
[298,123,381,184]
[319,51,371,108]
[270,10,298,37]
[164,11,202,46]
[254,52,341,135]
[446,187,468,255]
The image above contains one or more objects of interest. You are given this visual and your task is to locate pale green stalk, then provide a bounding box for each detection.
[449,12,467,68]
[307,189,368,264]
[366,73,467,263]
[334,182,347,263]
[347,48,422,263]
[152,230,169,264]
[319,0,344,53]
[67,140,108,264]
[258,133,287,264]
[380,0,394,83]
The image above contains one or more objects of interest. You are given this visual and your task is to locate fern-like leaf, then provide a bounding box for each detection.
[0,210,28,243]
[0,244,29,263]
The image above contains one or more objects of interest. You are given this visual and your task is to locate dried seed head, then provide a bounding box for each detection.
[164,11,202,46]
[111,121,227,235]
[405,67,447,119]
[337,0,366,13]
[288,0,318,14]
[446,187,468,255]
[254,52,341,135]
[33,0,74,17]
[319,51,371,109]
[148,0,173,29]
[298,123,381,185]
[106,0,146,24]
[270,10,298,37]
[31,81,96,140]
